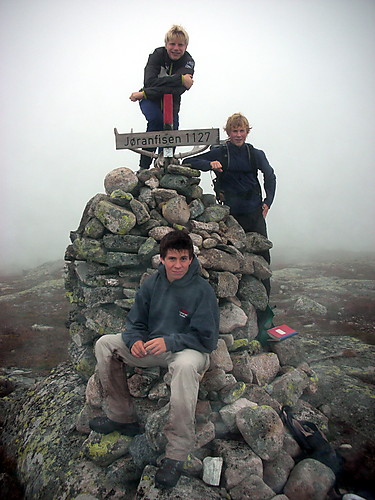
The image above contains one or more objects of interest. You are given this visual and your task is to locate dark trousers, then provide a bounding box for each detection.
[139,99,179,169]
[233,208,271,296]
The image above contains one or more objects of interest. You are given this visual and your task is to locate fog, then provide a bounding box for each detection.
[1,0,374,274]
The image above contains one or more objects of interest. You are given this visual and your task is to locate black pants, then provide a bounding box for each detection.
[233,208,271,296]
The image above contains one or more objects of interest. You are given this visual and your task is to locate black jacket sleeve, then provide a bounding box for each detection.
[143,84,186,100]
[182,147,224,172]
[255,149,276,208]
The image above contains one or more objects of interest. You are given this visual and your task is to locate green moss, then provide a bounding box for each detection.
[110,189,133,201]
[248,340,262,355]
[231,339,249,350]
[87,433,121,458]
[73,237,107,263]
[65,291,85,305]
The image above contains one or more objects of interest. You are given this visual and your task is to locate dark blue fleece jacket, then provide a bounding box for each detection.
[122,257,219,354]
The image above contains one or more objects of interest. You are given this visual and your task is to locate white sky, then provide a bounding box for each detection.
[1,0,374,273]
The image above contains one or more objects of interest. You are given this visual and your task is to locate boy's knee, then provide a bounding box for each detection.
[94,335,104,349]
[171,359,199,378]
[94,334,116,358]
[176,358,195,369]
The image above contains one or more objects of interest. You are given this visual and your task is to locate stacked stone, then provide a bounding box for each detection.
[64,165,272,380]
[65,165,336,500]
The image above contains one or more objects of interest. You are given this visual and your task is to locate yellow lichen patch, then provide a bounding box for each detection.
[232,339,249,350]
[231,382,246,399]
[87,432,121,458]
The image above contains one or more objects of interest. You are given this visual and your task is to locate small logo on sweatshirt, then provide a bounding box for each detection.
[179,309,188,319]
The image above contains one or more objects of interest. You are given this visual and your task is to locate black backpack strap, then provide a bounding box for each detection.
[246,143,258,175]
[220,143,229,171]
[209,144,227,203]
[211,143,259,203]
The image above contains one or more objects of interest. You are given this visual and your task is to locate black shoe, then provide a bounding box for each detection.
[155,458,183,489]
[89,416,140,436]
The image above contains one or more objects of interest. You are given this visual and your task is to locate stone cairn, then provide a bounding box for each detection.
[64,165,336,499]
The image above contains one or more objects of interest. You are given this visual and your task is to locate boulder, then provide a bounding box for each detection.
[248,352,280,385]
[219,398,257,433]
[236,405,284,461]
[162,195,190,225]
[267,368,310,406]
[104,167,138,195]
[94,200,137,235]
[230,474,275,500]
[213,439,263,490]
[219,302,248,333]
[283,458,336,500]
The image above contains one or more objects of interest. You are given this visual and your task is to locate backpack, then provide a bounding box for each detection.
[210,142,259,204]
[280,405,343,477]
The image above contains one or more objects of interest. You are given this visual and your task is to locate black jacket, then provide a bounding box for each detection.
[141,47,195,113]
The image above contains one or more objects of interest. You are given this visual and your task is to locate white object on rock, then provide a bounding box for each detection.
[202,456,223,486]
[342,495,368,500]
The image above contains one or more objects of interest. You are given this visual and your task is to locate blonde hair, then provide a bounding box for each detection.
[224,113,252,135]
[165,25,189,45]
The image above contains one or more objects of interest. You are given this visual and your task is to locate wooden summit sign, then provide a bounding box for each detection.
[114,128,220,149]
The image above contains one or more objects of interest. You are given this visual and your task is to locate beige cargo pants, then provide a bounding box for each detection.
[94,333,210,461]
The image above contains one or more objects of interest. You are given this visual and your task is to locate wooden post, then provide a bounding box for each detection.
[163,94,174,169]
[163,94,173,131]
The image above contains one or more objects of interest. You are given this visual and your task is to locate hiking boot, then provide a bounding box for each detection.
[155,458,183,489]
[89,416,140,436]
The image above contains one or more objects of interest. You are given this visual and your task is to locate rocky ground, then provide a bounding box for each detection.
[0,253,374,499]
[271,252,375,347]
[0,260,70,375]
[0,253,373,378]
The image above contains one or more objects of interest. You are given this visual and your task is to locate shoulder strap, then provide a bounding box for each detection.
[219,142,258,174]
[246,143,258,174]
[219,144,229,172]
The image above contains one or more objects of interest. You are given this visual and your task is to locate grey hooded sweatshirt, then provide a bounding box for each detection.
[122,256,219,353]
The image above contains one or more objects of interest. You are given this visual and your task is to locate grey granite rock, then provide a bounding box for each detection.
[162,195,190,225]
[94,200,137,235]
[212,439,263,490]
[104,167,138,195]
[236,405,284,461]
[248,352,280,385]
[283,458,336,500]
